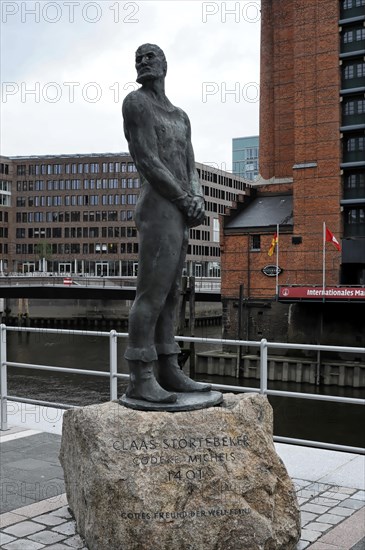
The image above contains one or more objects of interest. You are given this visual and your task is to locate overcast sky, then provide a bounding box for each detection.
[1,1,261,170]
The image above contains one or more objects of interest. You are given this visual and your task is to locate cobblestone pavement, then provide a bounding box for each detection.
[1,429,364,549]
[293,479,365,549]
[1,481,364,549]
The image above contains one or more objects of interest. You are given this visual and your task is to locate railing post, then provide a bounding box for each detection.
[0,324,8,430]
[109,330,118,401]
[259,338,268,395]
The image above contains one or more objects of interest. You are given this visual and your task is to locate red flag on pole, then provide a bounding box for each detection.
[325,227,341,251]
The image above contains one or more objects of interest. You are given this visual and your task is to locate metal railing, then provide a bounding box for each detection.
[0,275,221,292]
[1,323,364,454]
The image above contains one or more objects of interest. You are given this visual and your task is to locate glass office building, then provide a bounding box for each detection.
[232,136,259,181]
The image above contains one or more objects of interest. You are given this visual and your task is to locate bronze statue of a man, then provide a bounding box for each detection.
[122,43,211,403]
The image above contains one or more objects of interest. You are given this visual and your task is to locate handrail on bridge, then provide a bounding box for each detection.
[0,324,364,454]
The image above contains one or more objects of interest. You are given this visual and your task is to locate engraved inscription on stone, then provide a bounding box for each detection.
[60,394,301,550]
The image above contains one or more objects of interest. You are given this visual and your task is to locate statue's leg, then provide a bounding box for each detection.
[155,229,211,393]
[126,361,177,403]
[157,354,212,392]
[124,214,185,403]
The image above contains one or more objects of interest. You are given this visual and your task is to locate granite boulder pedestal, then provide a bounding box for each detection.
[59,393,301,550]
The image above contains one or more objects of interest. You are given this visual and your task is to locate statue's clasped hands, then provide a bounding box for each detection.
[173,194,205,227]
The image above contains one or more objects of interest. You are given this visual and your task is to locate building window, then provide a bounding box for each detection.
[346,136,365,152]
[344,65,354,79]
[127,194,137,205]
[90,163,100,173]
[345,172,365,190]
[346,207,365,226]
[213,218,220,242]
[251,235,261,251]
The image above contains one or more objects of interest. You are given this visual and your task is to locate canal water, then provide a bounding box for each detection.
[6,324,364,449]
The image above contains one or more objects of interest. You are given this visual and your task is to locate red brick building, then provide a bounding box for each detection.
[221,0,365,346]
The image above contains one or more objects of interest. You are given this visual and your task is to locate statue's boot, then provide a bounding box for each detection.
[157,354,212,393]
[126,361,177,403]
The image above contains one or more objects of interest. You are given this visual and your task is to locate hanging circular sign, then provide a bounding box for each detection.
[262,265,283,277]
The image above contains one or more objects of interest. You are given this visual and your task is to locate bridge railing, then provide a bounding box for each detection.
[0,275,221,291]
[0,323,364,454]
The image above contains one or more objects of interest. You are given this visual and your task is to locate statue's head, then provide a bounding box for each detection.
[135,44,167,84]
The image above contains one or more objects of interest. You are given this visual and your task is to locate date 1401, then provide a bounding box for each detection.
[168,469,204,482]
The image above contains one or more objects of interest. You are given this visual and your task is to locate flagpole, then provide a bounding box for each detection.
[322,221,326,298]
[275,223,279,297]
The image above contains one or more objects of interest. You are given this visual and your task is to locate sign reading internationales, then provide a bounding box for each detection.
[279,286,365,300]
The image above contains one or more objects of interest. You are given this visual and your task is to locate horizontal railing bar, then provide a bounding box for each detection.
[2,324,364,453]
[174,335,260,347]
[6,362,110,377]
[266,389,365,405]
[274,435,365,455]
[210,383,260,393]
[115,373,130,380]
[5,326,113,337]
[6,395,79,409]
[268,341,365,354]
[4,326,364,354]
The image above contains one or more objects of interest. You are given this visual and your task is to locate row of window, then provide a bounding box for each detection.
[205,202,227,214]
[15,210,135,223]
[342,0,365,9]
[342,62,365,80]
[16,178,140,191]
[342,27,365,44]
[17,162,137,176]
[201,185,244,201]
[190,245,220,257]
[233,147,259,161]
[196,169,247,189]
[16,194,139,208]
[16,226,138,239]
[14,243,139,255]
[13,243,221,258]
[14,226,219,244]
[343,97,365,116]
[189,229,210,241]
[344,172,365,189]
[344,135,365,153]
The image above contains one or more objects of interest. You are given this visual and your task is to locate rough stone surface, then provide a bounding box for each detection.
[59,393,301,550]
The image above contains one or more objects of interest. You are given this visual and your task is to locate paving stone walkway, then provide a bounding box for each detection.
[1,429,364,549]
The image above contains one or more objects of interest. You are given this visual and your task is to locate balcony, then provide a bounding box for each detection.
[343,187,365,200]
[341,112,365,126]
[341,74,365,89]
[343,149,365,162]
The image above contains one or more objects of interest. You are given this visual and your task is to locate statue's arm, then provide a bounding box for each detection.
[185,114,204,199]
[122,94,187,202]
[176,112,205,227]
